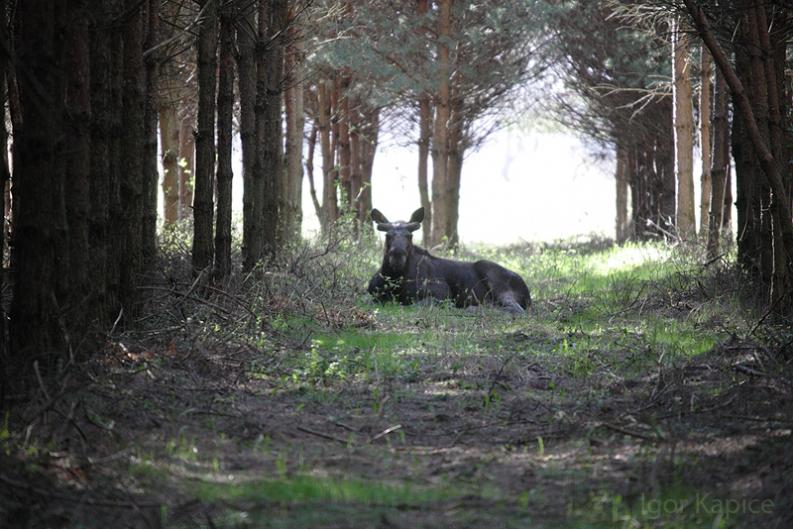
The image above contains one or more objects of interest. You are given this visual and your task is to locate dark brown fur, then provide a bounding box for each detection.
[367,208,531,314]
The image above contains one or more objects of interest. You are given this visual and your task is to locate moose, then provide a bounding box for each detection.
[367,207,531,314]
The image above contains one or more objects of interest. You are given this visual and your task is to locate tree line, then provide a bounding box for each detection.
[547,0,793,307]
[1,0,792,399]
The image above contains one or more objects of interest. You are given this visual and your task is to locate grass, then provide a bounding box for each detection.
[8,236,787,529]
[194,475,462,506]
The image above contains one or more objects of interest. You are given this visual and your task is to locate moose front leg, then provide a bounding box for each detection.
[368,272,398,303]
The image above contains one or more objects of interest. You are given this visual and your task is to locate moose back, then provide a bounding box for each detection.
[367,208,531,314]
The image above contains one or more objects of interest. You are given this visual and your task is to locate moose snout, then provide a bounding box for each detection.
[387,249,407,269]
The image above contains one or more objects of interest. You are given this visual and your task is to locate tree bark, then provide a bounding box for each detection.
[430,0,451,247]
[699,46,712,238]
[707,68,729,259]
[305,122,322,222]
[317,79,337,232]
[261,0,287,256]
[615,141,629,243]
[159,102,180,224]
[192,0,217,273]
[284,26,305,243]
[142,0,160,266]
[64,0,92,333]
[214,7,234,280]
[179,115,195,217]
[359,107,379,228]
[10,0,68,383]
[445,94,464,248]
[238,0,258,272]
[672,17,696,239]
[119,0,146,309]
[418,96,432,246]
[0,0,8,392]
[338,73,352,210]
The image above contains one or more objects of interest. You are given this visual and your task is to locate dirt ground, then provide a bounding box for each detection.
[2,243,792,529]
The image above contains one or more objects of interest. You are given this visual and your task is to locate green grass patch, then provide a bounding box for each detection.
[194,475,461,507]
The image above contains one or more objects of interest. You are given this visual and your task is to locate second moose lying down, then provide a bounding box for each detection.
[367,207,531,314]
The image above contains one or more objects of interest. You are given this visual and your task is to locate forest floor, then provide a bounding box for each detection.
[2,236,792,529]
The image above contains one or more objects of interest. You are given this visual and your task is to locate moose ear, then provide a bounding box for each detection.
[409,207,425,224]
[371,209,390,224]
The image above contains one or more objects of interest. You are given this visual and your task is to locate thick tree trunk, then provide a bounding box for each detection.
[707,68,729,259]
[238,0,258,271]
[284,29,305,243]
[159,102,180,224]
[119,0,146,309]
[142,0,160,266]
[214,8,234,280]
[89,0,123,327]
[64,0,92,337]
[317,79,337,232]
[192,0,217,273]
[261,0,287,256]
[10,0,68,383]
[672,18,696,239]
[699,47,712,238]
[430,0,451,247]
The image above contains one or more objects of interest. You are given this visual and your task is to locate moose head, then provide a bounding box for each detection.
[371,207,424,274]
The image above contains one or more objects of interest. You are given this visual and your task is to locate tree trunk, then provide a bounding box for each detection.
[672,17,696,239]
[430,0,451,247]
[418,96,432,246]
[349,104,362,234]
[0,0,8,392]
[415,0,432,246]
[214,7,234,280]
[615,141,629,243]
[238,0,258,271]
[179,115,195,218]
[358,107,379,231]
[317,79,337,232]
[192,0,217,273]
[305,122,322,222]
[119,0,146,309]
[445,95,464,248]
[707,68,729,259]
[142,0,160,266]
[699,46,712,238]
[261,0,287,256]
[10,0,68,383]
[89,0,123,327]
[159,102,180,224]
[284,27,305,243]
[337,73,352,210]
